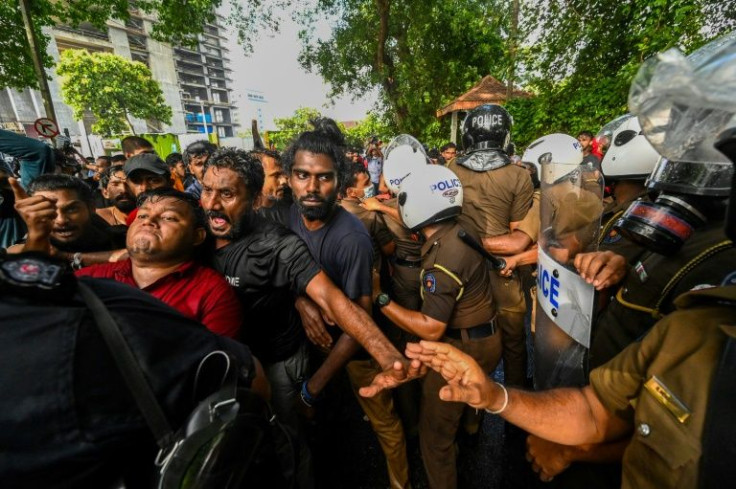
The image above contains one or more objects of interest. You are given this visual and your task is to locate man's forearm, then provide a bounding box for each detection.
[566,438,629,464]
[307,334,362,395]
[380,300,445,341]
[484,384,629,446]
[482,230,532,256]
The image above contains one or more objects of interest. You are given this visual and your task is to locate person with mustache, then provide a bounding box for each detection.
[251,149,290,209]
[8,174,122,262]
[281,120,410,489]
[77,188,242,338]
[95,165,136,226]
[200,147,419,489]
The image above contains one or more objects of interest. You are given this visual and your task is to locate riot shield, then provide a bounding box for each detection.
[535,162,604,389]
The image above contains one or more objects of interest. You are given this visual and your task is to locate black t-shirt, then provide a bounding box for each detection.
[0,276,254,489]
[288,204,373,301]
[212,215,322,362]
[582,153,601,171]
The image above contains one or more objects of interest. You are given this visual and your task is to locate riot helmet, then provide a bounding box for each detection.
[456,105,512,172]
[601,114,660,181]
[382,135,430,195]
[398,165,463,232]
[523,133,584,185]
[618,31,736,255]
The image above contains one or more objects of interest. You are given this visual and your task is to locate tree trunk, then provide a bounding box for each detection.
[507,0,520,100]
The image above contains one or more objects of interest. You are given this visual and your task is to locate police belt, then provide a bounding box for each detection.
[393,257,422,268]
[444,319,497,340]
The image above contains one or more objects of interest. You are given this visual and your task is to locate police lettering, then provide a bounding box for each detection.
[430,178,461,192]
[472,114,505,128]
[538,263,560,309]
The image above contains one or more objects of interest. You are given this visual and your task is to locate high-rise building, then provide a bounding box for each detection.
[0,7,239,138]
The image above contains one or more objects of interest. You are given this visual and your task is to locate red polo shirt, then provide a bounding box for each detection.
[76,259,241,339]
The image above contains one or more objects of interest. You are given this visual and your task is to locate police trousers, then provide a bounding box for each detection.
[420,328,503,489]
[346,359,410,489]
[489,271,528,386]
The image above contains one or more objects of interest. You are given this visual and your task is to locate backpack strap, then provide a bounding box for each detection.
[77,281,175,448]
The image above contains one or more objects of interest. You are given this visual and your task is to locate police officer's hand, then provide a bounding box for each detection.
[10,177,56,252]
[526,435,572,482]
[295,296,333,350]
[499,255,517,277]
[403,340,499,410]
[358,357,425,398]
[574,251,627,290]
[360,196,382,212]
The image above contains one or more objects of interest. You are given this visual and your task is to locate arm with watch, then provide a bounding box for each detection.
[372,276,448,342]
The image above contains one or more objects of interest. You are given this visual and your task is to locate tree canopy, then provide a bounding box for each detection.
[57,50,172,135]
[297,0,509,146]
[1,0,282,92]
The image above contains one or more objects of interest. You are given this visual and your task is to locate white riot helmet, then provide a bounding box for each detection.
[383,136,429,194]
[601,114,660,180]
[524,134,583,184]
[398,165,463,231]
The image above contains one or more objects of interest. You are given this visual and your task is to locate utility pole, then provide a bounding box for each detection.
[19,0,57,123]
[507,0,520,100]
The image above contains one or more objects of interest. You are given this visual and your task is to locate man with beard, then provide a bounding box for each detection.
[77,188,242,338]
[8,175,122,264]
[282,121,410,489]
[95,165,135,226]
[200,148,414,488]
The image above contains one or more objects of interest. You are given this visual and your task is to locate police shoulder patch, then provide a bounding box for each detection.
[424,273,437,293]
[603,229,622,244]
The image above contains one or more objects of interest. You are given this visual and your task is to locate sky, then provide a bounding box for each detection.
[223,14,377,131]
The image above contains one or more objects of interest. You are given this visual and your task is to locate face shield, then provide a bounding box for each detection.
[617,32,736,254]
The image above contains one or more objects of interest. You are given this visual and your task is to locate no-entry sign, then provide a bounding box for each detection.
[33,118,59,138]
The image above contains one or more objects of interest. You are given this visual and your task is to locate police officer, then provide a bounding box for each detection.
[401,35,736,489]
[597,114,660,261]
[372,165,502,489]
[448,104,534,387]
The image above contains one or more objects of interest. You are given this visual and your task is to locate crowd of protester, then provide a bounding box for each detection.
[1,69,735,489]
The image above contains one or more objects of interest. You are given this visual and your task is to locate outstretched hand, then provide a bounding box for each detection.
[359,357,425,398]
[9,177,55,252]
[404,340,498,410]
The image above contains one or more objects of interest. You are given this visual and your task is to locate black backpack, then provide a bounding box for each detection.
[78,282,296,489]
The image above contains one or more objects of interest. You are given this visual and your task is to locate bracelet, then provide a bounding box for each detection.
[71,252,83,270]
[485,382,509,414]
[300,380,319,408]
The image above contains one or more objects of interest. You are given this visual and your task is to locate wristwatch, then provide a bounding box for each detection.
[375,292,391,308]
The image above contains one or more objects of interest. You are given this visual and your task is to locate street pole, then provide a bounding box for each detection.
[200,101,209,136]
[19,0,57,123]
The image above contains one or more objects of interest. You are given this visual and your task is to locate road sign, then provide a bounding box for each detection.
[33,118,59,138]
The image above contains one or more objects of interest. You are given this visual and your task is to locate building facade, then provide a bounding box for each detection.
[1,7,238,139]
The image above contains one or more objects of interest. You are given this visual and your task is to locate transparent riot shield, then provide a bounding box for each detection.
[535,163,604,389]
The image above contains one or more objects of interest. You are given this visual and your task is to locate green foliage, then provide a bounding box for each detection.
[342,112,393,149]
[508,0,736,148]
[297,0,509,145]
[57,50,172,135]
[268,107,325,149]
[1,0,282,91]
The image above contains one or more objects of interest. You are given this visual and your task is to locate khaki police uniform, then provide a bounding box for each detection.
[590,220,735,368]
[448,159,533,386]
[340,199,394,269]
[382,197,423,311]
[417,221,502,489]
[589,285,736,489]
